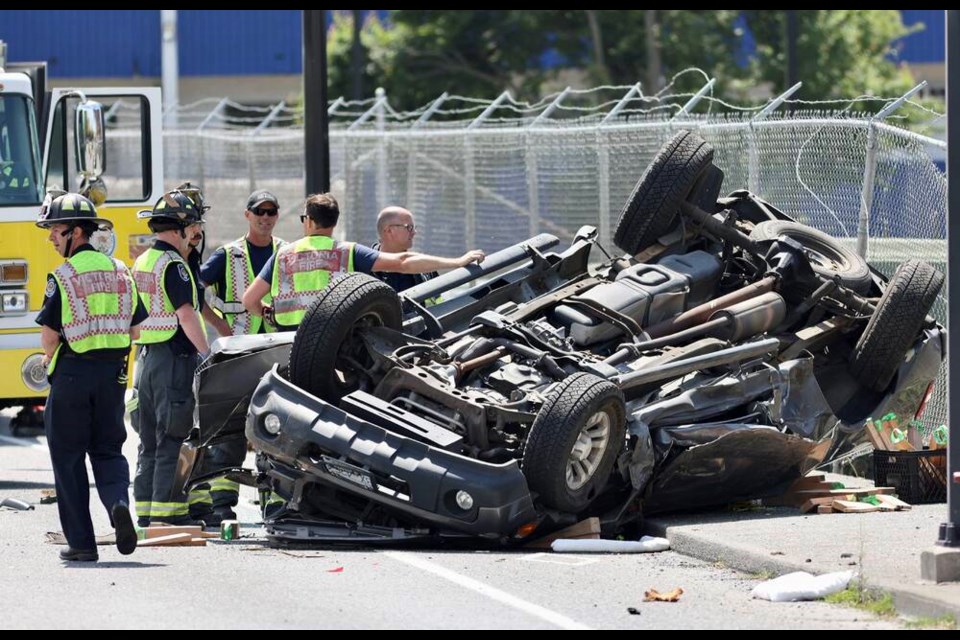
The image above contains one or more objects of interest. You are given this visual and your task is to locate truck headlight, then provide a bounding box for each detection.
[1,291,28,314]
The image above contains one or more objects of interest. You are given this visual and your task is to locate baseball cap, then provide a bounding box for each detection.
[246,190,279,211]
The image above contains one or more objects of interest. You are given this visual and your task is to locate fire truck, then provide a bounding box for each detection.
[1,40,162,432]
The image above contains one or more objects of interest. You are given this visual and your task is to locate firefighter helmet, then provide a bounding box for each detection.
[36,192,112,230]
[137,190,206,226]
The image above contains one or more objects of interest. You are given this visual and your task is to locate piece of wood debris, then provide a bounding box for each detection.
[832,500,879,513]
[137,533,193,547]
[817,505,834,514]
[874,494,912,511]
[524,517,601,549]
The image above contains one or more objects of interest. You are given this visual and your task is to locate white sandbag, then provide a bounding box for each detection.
[751,570,854,602]
[551,535,670,553]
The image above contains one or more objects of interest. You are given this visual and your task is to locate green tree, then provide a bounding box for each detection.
[743,10,917,103]
[327,10,929,114]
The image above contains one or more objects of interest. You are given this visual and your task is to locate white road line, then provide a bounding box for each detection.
[384,551,593,630]
[0,434,47,450]
[518,552,599,566]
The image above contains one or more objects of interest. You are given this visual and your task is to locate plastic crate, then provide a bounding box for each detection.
[873,449,947,505]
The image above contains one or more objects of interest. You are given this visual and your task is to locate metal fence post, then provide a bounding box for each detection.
[528,88,571,237]
[598,84,642,247]
[749,83,802,194]
[465,91,511,249]
[247,100,286,193]
[195,97,228,191]
[408,93,448,220]
[376,87,388,212]
[857,81,927,257]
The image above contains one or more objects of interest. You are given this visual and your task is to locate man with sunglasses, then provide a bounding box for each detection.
[371,206,440,295]
[242,192,485,331]
[200,190,285,336]
[197,189,286,522]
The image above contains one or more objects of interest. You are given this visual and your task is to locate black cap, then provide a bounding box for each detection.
[247,190,279,210]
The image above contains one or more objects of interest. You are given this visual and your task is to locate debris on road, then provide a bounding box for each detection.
[552,536,670,553]
[751,570,853,602]
[0,497,34,511]
[644,587,684,602]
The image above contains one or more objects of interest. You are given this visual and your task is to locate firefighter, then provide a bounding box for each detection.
[35,192,144,561]
[131,190,210,527]
[241,192,485,330]
[199,189,286,521]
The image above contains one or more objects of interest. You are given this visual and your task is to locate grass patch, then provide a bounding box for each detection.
[824,583,897,618]
[905,615,957,630]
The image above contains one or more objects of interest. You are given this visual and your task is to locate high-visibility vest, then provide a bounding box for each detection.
[132,247,198,344]
[270,235,354,327]
[212,236,284,335]
[48,250,136,374]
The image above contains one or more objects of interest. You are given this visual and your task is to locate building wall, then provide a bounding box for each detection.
[1,10,302,78]
[1,10,946,98]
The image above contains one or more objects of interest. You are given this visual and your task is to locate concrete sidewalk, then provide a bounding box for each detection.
[646,476,960,620]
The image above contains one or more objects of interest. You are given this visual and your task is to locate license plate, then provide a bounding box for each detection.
[321,456,376,491]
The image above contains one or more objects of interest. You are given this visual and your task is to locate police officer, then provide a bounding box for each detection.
[131,190,210,527]
[198,189,285,521]
[242,192,485,330]
[35,192,143,561]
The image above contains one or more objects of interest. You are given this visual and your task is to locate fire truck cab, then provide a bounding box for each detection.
[1,40,162,431]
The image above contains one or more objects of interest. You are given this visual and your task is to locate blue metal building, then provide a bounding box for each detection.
[0,10,945,79]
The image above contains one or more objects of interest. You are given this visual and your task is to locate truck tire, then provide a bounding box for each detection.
[613,129,715,255]
[849,260,943,392]
[289,273,402,403]
[522,373,626,513]
[750,220,873,294]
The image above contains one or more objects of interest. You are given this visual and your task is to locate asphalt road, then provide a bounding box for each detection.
[0,408,906,629]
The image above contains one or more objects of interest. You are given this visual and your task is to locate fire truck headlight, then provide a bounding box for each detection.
[1,292,28,314]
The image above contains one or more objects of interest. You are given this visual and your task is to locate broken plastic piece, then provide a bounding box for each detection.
[0,497,34,511]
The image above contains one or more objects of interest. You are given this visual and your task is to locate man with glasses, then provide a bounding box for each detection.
[196,189,286,522]
[242,192,485,331]
[371,206,440,294]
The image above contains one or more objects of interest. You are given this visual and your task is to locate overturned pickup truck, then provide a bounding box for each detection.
[176,130,944,544]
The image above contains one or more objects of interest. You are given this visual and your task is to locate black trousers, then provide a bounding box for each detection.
[44,356,129,551]
[131,342,198,524]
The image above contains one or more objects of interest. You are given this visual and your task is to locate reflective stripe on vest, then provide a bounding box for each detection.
[48,252,135,374]
[270,236,354,326]
[132,248,197,344]
[217,236,283,334]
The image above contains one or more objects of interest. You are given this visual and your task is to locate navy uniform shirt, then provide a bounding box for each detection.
[36,244,148,360]
[370,242,437,293]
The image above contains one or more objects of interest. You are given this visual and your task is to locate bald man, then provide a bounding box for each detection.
[372,206,442,293]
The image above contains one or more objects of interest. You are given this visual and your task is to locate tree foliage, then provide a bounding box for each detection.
[327,10,929,113]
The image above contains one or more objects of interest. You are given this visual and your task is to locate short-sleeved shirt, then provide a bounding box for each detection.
[36,244,148,360]
[154,240,203,356]
[257,239,379,282]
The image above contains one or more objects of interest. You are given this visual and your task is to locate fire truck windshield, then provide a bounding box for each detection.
[0,94,43,206]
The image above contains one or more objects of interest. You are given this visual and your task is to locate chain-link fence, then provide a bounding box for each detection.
[119,83,949,426]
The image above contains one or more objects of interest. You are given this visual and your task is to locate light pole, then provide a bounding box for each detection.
[303,10,330,195]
